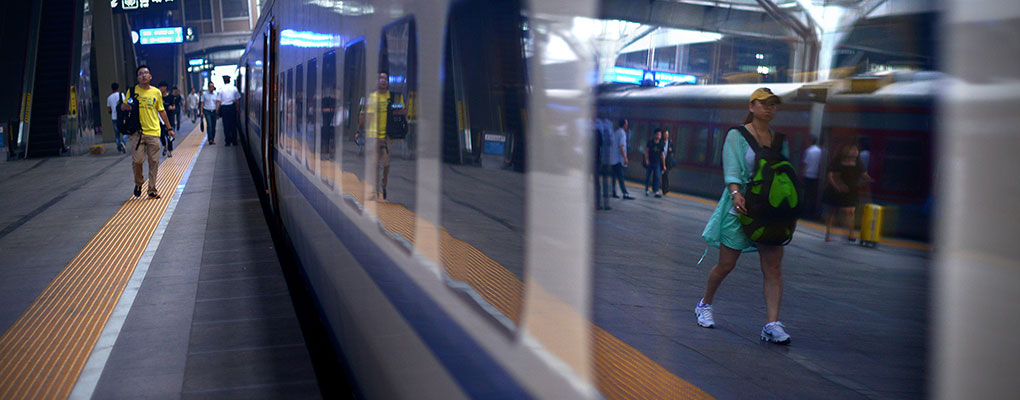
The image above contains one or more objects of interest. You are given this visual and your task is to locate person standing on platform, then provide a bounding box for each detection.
[123,65,173,199]
[201,81,218,145]
[800,136,822,219]
[822,143,871,242]
[106,82,126,153]
[596,118,614,210]
[157,82,175,158]
[168,87,183,131]
[216,76,241,147]
[662,129,675,195]
[694,88,793,345]
[187,88,200,123]
[611,119,635,200]
[644,128,665,198]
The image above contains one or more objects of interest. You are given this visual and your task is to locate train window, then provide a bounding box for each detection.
[321,50,338,187]
[295,64,304,165]
[879,137,924,193]
[710,127,725,166]
[306,58,318,174]
[674,125,690,163]
[286,69,293,154]
[341,39,366,207]
[366,17,418,226]
[278,72,285,151]
[693,126,709,164]
[441,0,529,328]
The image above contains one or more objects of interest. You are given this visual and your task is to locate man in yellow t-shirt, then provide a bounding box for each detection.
[358,72,403,200]
[122,65,174,199]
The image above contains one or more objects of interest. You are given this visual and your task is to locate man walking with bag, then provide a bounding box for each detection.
[123,65,173,199]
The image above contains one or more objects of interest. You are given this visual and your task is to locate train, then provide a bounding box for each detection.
[598,73,937,240]
[231,0,936,398]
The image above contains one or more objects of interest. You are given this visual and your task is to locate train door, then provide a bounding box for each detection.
[262,21,281,218]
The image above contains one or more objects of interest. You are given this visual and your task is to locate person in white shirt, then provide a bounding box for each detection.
[187,89,200,123]
[800,135,823,218]
[200,81,218,144]
[216,76,242,147]
[105,82,127,153]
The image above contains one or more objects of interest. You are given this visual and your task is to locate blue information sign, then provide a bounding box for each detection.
[111,0,179,14]
[139,27,184,45]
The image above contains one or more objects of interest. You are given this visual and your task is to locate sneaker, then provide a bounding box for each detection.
[622,194,635,200]
[133,185,142,197]
[612,194,620,199]
[148,192,161,199]
[162,149,167,157]
[654,191,662,198]
[167,152,173,158]
[645,189,651,196]
[760,321,791,344]
[694,301,715,328]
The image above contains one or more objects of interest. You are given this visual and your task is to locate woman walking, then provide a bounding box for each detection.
[694,88,793,344]
[822,143,871,241]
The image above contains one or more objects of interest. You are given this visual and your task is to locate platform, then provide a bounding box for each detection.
[0,120,322,399]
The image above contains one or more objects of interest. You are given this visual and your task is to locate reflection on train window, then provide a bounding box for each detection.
[710,127,725,166]
[306,58,318,173]
[278,72,285,152]
[295,64,304,165]
[286,69,293,154]
[693,127,709,163]
[321,50,338,187]
[368,17,417,219]
[441,0,528,326]
[879,138,924,193]
[341,39,366,206]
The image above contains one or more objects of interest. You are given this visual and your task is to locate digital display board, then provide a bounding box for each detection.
[604,67,697,86]
[111,0,179,14]
[139,27,184,45]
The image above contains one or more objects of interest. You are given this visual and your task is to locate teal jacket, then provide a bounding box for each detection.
[701,127,790,253]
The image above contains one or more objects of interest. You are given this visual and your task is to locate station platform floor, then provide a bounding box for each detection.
[0,120,323,399]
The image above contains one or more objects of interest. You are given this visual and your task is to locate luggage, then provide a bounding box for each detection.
[859,203,883,247]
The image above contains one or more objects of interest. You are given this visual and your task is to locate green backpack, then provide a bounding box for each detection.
[734,126,803,246]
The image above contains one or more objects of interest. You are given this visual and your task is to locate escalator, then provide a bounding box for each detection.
[26,0,76,158]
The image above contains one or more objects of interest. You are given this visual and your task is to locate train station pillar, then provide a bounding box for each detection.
[92,0,126,143]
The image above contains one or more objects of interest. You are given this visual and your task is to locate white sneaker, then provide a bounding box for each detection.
[645,189,651,196]
[694,301,714,328]
[760,321,791,344]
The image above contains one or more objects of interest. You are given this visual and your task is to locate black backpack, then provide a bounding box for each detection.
[734,126,803,246]
[385,92,409,139]
[117,87,142,136]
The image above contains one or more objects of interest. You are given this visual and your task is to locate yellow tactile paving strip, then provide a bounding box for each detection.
[625,182,933,251]
[346,175,710,399]
[0,127,204,399]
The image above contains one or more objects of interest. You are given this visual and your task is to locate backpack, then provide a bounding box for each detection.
[117,87,142,136]
[385,92,409,139]
[734,126,803,246]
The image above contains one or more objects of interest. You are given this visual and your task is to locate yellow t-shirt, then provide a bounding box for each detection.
[134,85,164,137]
[367,91,390,139]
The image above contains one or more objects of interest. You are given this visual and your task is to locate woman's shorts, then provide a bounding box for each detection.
[720,212,754,251]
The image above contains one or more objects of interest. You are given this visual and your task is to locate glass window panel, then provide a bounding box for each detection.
[321,50,338,187]
[295,64,304,165]
[710,127,725,166]
[286,69,293,154]
[221,0,249,18]
[342,40,367,206]
[693,126,708,164]
[306,58,318,173]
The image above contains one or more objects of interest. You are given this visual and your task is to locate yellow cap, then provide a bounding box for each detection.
[750,87,781,104]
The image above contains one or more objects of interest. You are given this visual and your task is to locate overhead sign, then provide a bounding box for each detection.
[604,67,697,86]
[189,58,205,66]
[111,0,178,14]
[187,63,214,73]
[139,27,184,45]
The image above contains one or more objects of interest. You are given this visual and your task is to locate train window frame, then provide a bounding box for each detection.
[341,38,367,209]
[286,68,294,155]
[306,57,318,174]
[693,126,710,164]
[674,124,691,163]
[295,63,305,166]
[710,126,725,167]
[321,49,338,187]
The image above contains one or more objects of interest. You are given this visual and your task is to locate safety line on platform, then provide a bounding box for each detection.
[0,126,204,400]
